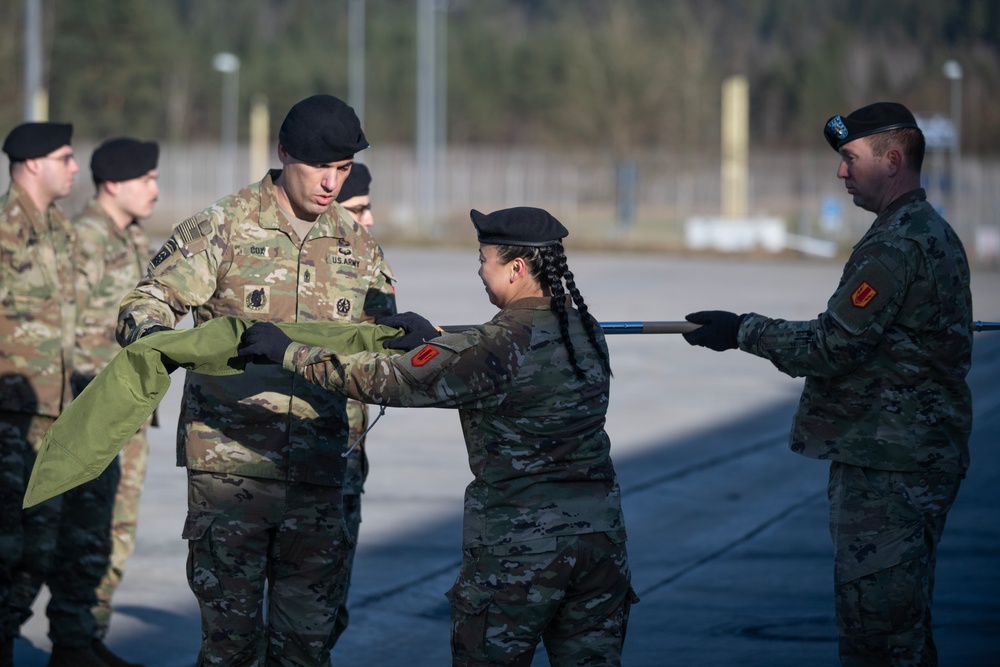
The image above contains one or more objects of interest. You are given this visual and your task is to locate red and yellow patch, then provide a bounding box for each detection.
[851,281,878,308]
[411,344,440,367]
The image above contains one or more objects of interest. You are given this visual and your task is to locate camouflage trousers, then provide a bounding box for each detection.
[446,531,637,667]
[93,425,149,638]
[828,462,962,667]
[0,412,117,647]
[328,399,369,649]
[184,470,352,667]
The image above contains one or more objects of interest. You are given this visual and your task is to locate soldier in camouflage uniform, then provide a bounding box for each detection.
[330,162,383,647]
[73,137,161,667]
[239,207,638,667]
[115,95,396,667]
[0,123,112,667]
[683,102,972,667]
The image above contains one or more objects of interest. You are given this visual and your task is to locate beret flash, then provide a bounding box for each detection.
[824,102,920,152]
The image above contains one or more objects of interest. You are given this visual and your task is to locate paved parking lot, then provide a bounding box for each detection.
[17,248,1000,666]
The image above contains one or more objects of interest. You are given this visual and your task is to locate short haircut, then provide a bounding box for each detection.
[867,127,925,173]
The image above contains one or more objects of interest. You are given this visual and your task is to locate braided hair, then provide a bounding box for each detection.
[495,241,611,381]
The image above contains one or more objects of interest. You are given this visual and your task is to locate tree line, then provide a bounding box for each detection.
[1,0,998,154]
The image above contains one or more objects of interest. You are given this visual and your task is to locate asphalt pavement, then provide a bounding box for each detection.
[15,248,1000,666]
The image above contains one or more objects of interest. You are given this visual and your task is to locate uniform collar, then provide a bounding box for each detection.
[79,197,137,242]
[259,169,355,241]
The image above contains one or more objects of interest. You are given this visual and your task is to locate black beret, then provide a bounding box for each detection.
[279,94,369,163]
[471,207,569,247]
[91,137,159,183]
[824,102,920,151]
[3,122,73,160]
[336,162,371,202]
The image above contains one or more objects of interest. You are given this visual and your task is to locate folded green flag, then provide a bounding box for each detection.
[23,316,399,507]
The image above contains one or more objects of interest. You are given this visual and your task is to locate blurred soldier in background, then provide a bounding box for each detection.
[683,102,972,667]
[73,137,161,667]
[335,162,374,229]
[329,161,385,648]
[0,122,114,667]
[115,94,396,667]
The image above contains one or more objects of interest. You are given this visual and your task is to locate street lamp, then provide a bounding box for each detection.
[213,52,241,195]
[942,60,962,221]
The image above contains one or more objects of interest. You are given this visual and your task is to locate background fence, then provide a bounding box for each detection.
[4,143,999,266]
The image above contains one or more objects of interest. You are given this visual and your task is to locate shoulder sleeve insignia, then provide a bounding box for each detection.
[411,344,440,367]
[851,281,878,308]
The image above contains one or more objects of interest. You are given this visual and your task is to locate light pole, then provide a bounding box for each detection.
[943,60,962,219]
[213,52,241,196]
[348,0,366,131]
[23,0,46,120]
[416,0,447,234]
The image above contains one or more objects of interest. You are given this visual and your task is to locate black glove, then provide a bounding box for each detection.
[376,312,440,352]
[140,324,179,373]
[140,324,172,338]
[683,311,747,351]
[238,322,293,364]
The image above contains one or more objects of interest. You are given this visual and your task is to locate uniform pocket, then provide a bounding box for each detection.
[446,576,495,664]
[182,512,222,601]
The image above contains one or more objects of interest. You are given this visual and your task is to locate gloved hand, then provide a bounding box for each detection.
[376,312,440,352]
[140,324,178,373]
[238,322,293,365]
[683,311,747,351]
[140,324,172,338]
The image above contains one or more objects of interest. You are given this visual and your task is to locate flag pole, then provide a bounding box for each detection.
[437,321,1000,335]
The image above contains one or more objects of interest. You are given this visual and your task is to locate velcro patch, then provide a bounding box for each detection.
[175,217,211,245]
[851,281,878,308]
[411,344,440,367]
[829,255,902,334]
[150,238,178,269]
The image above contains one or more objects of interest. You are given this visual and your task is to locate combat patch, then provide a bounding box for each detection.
[411,344,440,367]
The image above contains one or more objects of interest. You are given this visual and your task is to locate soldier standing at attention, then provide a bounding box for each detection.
[239,206,639,667]
[73,137,160,667]
[683,102,972,667]
[0,123,83,667]
[115,95,396,666]
[329,161,385,648]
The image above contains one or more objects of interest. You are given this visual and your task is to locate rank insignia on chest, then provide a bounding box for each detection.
[851,281,877,308]
[411,344,439,367]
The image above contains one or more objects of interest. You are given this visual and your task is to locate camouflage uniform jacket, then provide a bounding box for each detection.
[288,296,627,547]
[116,170,396,486]
[0,182,76,417]
[74,198,151,382]
[740,189,972,474]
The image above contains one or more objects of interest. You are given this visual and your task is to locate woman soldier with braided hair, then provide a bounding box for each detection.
[239,206,637,666]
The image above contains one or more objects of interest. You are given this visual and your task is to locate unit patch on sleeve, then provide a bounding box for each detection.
[829,255,902,334]
[851,281,878,308]
[411,344,440,367]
